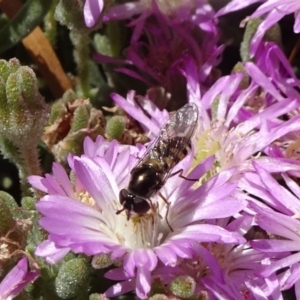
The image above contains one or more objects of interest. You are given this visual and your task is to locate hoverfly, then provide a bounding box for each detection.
[116,102,198,230]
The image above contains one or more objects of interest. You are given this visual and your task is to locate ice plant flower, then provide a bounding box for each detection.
[201,245,282,300]
[185,58,300,177]
[239,162,300,296]
[213,217,282,299]
[113,56,300,178]
[250,204,300,296]
[147,215,282,298]
[95,1,221,103]
[30,135,246,298]
[0,257,39,300]
[216,0,300,55]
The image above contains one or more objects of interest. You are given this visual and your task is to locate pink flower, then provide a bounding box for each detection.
[95,1,221,101]
[29,135,246,298]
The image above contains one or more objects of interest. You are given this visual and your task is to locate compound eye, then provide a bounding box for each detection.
[133,197,151,214]
[119,189,129,205]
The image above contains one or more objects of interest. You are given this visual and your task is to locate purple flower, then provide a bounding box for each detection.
[148,216,282,298]
[200,216,281,299]
[112,67,300,182]
[239,162,300,295]
[216,0,300,55]
[0,257,39,300]
[83,0,104,27]
[95,1,221,103]
[30,135,246,298]
[179,58,300,174]
[110,56,300,200]
[251,204,300,294]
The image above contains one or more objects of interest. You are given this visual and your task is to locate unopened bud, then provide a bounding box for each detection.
[148,294,169,300]
[92,253,113,269]
[169,275,196,299]
[232,62,250,89]
[55,258,90,299]
[89,294,110,300]
[241,18,281,62]
[21,197,36,210]
[70,104,91,133]
[106,116,126,140]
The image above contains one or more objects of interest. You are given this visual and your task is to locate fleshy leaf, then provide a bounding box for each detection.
[0,0,52,53]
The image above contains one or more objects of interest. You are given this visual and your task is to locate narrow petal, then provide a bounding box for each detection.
[215,0,262,17]
[261,252,300,277]
[136,267,151,299]
[27,175,48,192]
[251,239,300,253]
[84,0,103,27]
[35,240,70,264]
[73,156,118,210]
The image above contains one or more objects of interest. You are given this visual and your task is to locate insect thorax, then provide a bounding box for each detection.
[128,162,164,198]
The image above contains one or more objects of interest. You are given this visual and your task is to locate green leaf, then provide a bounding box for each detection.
[0,0,52,54]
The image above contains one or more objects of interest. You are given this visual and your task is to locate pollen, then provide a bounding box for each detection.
[131,214,142,225]
[193,129,220,164]
[77,191,95,207]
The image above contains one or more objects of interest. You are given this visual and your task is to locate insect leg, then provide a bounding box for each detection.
[158,192,174,232]
[170,169,198,181]
[116,207,131,220]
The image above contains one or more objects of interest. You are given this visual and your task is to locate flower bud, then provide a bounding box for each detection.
[105,116,126,140]
[148,294,169,300]
[169,275,196,299]
[241,18,281,62]
[70,104,91,133]
[92,254,113,269]
[89,294,110,300]
[232,62,250,89]
[21,197,36,210]
[55,258,90,299]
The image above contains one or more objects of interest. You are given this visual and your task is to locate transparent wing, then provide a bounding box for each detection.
[133,103,198,180]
